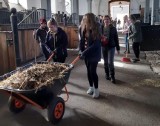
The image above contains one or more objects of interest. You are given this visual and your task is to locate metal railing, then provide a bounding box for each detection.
[52,12,80,26]
[18,9,46,29]
[67,13,79,25]
[0,9,46,29]
[0,10,24,24]
[0,10,11,24]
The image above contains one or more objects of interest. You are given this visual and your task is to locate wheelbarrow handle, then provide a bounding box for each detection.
[47,52,55,62]
[70,56,80,66]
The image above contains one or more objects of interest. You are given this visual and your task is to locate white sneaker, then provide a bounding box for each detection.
[93,88,99,98]
[87,87,94,95]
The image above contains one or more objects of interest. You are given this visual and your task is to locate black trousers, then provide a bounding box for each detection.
[85,60,98,89]
[53,56,66,63]
[41,44,50,61]
[132,42,140,59]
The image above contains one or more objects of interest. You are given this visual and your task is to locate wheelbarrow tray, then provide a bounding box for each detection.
[0,62,72,108]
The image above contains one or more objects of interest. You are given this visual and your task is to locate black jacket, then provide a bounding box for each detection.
[45,27,68,58]
[36,27,48,43]
[79,30,101,62]
[102,24,120,51]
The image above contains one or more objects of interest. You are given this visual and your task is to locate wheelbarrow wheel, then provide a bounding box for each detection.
[8,96,26,113]
[47,97,65,124]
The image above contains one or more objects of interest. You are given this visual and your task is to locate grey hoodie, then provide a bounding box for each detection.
[129,20,142,43]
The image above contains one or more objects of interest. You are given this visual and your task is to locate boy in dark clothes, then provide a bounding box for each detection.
[34,18,49,60]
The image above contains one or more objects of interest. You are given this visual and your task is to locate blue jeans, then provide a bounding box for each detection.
[125,33,130,52]
[102,47,115,77]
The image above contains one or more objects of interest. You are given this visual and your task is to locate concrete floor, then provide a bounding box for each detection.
[1,36,160,126]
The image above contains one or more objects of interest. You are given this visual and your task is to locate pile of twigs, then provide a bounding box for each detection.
[0,63,69,90]
[135,78,160,87]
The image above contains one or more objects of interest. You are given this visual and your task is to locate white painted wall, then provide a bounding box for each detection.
[8,0,18,4]
[19,0,27,9]
[51,0,65,14]
[3,0,154,18]
[130,0,145,14]
[0,0,7,7]
[18,0,47,10]
[79,0,87,15]
[41,0,47,10]
[78,0,108,15]
[92,0,100,16]
[9,0,47,10]
[51,0,56,13]
[8,0,27,9]
[11,0,36,10]
[66,0,71,14]
[27,0,41,9]
[99,0,108,15]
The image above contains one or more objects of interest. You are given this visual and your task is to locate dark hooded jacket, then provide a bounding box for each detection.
[102,24,120,51]
[45,27,68,58]
[79,29,101,62]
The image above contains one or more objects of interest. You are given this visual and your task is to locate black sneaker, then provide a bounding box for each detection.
[106,76,111,80]
[124,50,130,54]
[111,77,116,84]
[127,51,130,54]
[131,58,140,63]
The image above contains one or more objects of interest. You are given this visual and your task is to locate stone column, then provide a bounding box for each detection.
[92,0,100,16]
[144,0,150,23]
[154,0,160,23]
[87,0,92,13]
[71,0,79,25]
[46,0,51,19]
[55,0,65,14]
[151,0,159,25]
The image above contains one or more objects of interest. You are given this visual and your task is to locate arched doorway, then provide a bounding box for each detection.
[109,0,130,30]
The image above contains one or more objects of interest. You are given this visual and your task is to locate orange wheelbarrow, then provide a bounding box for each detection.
[0,55,80,124]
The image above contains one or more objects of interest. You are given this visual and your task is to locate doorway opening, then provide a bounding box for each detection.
[109,1,130,31]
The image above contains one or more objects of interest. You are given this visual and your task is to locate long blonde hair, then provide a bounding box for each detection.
[81,13,100,40]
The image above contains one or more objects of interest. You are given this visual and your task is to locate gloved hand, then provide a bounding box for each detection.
[44,44,52,54]
[78,51,82,56]
[78,51,84,59]
[79,54,85,60]
[53,49,57,54]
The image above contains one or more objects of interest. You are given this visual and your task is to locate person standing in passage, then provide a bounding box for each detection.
[122,15,131,54]
[129,14,142,63]
[101,15,120,84]
[117,19,121,30]
[34,18,49,60]
[63,14,67,26]
[79,13,101,98]
[45,18,68,63]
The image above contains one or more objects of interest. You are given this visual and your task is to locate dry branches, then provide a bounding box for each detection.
[0,63,69,90]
